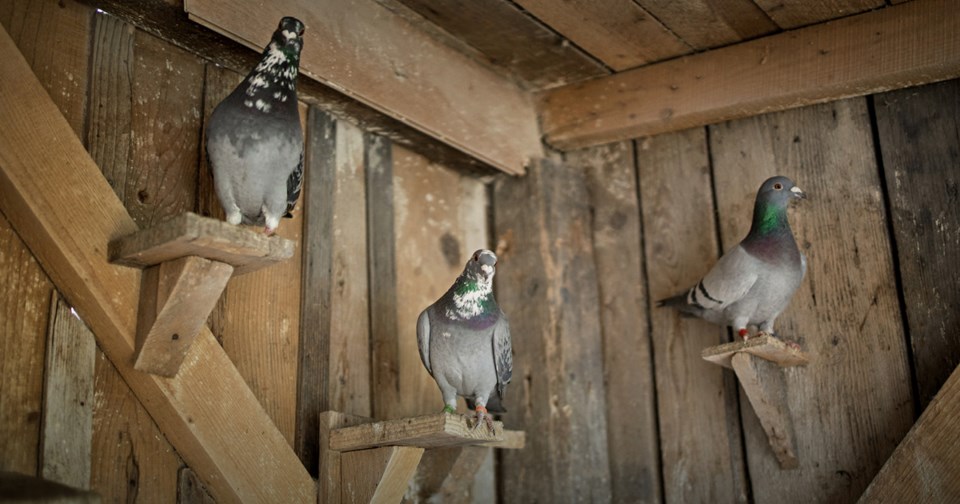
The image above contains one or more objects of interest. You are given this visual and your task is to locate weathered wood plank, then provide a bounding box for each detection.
[708,98,914,502]
[0,22,315,502]
[184,0,542,174]
[40,294,96,489]
[319,411,376,504]
[133,257,234,377]
[730,353,799,470]
[752,0,884,29]
[330,413,507,451]
[539,0,960,150]
[341,446,424,504]
[126,27,204,227]
[178,467,216,504]
[367,134,400,420]
[90,352,181,503]
[634,0,777,50]
[494,159,612,502]
[514,0,690,71]
[0,213,53,476]
[874,79,960,409]
[859,363,960,502]
[108,212,295,275]
[389,0,606,89]
[0,0,91,137]
[637,128,748,504]
[574,142,661,503]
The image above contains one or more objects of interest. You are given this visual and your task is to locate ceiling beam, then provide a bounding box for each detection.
[539,0,960,151]
[184,0,542,175]
[0,24,314,504]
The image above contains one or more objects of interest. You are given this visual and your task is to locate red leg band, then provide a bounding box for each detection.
[738,328,749,338]
[475,405,488,414]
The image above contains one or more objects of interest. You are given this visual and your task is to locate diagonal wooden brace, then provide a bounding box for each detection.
[109,212,295,377]
[703,335,810,469]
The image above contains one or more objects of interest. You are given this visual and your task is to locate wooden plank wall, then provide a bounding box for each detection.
[1,0,958,502]
[494,80,959,502]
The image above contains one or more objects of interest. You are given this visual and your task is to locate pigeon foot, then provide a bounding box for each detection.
[472,405,495,433]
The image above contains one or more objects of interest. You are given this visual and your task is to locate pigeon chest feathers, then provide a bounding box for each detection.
[240,40,300,115]
[442,274,499,328]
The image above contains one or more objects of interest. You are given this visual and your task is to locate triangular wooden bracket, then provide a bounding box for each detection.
[702,335,810,470]
[108,212,295,377]
[319,411,525,504]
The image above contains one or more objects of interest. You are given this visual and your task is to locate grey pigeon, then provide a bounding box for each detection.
[417,249,512,430]
[659,176,807,342]
[206,17,305,234]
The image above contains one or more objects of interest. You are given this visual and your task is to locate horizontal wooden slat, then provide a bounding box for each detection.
[539,0,960,150]
[108,212,294,275]
[184,0,542,175]
[329,413,511,451]
[0,23,314,504]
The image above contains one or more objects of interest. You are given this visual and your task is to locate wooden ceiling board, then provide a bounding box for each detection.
[538,0,960,150]
[513,0,692,71]
[753,0,886,29]
[635,0,779,49]
[391,0,608,89]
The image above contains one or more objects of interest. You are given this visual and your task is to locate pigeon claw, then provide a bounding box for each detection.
[263,226,276,236]
[472,405,495,433]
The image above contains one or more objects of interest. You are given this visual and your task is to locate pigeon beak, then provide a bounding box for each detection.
[790,186,806,199]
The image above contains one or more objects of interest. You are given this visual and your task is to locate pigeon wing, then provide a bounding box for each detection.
[492,315,512,399]
[416,309,433,376]
[692,245,760,311]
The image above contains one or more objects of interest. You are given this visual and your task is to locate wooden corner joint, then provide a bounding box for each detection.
[108,212,295,377]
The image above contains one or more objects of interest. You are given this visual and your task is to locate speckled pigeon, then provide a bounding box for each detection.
[417,249,512,431]
[206,17,305,235]
[658,175,807,342]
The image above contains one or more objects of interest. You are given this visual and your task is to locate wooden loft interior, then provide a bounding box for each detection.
[90,0,958,175]
[2,0,959,502]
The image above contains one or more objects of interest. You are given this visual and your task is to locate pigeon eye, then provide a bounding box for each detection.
[773,183,783,190]
[473,253,479,262]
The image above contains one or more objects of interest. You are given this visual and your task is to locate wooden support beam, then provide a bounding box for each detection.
[341,446,424,504]
[0,23,314,503]
[702,338,808,470]
[108,212,294,275]
[859,364,960,502]
[730,353,799,470]
[183,0,542,175]
[133,257,233,376]
[539,0,960,150]
[330,413,511,452]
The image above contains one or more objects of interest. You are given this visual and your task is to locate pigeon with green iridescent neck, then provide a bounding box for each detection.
[206,16,305,235]
[658,176,807,342]
[417,249,512,431]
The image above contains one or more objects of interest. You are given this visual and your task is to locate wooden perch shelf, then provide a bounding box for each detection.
[330,412,525,452]
[108,212,295,377]
[703,335,809,470]
[321,411,524,503]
